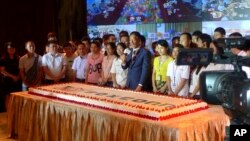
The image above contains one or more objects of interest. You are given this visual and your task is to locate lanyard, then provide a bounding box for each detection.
[173,61,178,86]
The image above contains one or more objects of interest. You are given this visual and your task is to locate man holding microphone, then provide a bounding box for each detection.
[121,31,152,91]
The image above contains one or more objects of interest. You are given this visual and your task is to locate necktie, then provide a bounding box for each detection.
[132,50,137,62]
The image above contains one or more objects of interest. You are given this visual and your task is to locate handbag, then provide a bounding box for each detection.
[25,57,39,84]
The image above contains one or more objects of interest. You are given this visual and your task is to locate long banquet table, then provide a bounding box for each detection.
[7,91,230,141]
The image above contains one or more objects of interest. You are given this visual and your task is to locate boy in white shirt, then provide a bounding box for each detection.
[42,41,67,84]
[72,42,88,82]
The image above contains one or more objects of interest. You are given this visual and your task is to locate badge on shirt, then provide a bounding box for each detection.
[157,75,161,81]
[172,83,176,87]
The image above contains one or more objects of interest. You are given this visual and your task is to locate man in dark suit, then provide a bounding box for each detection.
[121,31,151,91]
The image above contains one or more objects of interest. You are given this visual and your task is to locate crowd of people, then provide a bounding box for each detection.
[0,28,250,112]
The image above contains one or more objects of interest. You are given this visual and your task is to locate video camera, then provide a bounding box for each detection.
[216,37,249,55]
[177,37,250,124]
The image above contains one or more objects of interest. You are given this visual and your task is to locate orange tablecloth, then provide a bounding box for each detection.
[7,92,230,141]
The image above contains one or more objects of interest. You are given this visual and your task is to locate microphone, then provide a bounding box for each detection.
[124,48,131,56]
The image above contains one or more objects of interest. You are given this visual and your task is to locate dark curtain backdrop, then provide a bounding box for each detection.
[0,0,56,56]
[0,0,87,56]
[57,0,87,43]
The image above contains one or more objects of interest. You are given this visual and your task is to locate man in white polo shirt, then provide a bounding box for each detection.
[42,41,67,84]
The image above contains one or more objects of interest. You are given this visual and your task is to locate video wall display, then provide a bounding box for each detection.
[87,0,203,25]
[87,24,136,38]
[86,0,250,43]
[202,21,250,36]
[202,0,250,21]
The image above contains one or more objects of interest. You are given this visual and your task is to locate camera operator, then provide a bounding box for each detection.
[229,32,250,78]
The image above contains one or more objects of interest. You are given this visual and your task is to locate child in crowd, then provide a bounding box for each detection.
[42,41,67,84]
[63,42,77,82]
[99,42,117,86]
[81,36,91,53]
[179,33,192,48]
[167,44,190,97]
[110,42,128,88]
[72,42,88,83]
[152,40,173,94]
[85,41,104,84]
[19,41,43,91]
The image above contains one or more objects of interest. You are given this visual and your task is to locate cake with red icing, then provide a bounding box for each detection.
[28,83,208,120]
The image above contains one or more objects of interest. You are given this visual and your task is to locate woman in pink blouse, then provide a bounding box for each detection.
[85,41,104,84]
[99,42,117,87]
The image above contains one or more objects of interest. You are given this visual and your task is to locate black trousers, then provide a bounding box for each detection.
[44,79,65,85]
[76,78,85,83]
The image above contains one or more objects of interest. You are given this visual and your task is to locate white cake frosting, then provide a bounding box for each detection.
[28,83,208,120]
